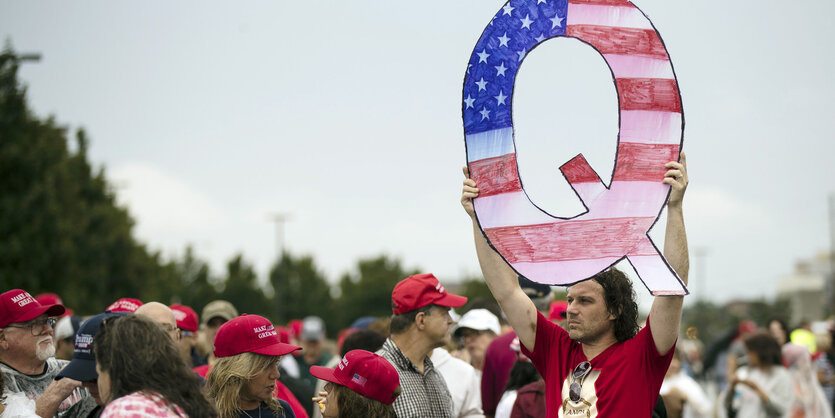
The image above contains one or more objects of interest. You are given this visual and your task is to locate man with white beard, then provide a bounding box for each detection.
[0,289,94,417]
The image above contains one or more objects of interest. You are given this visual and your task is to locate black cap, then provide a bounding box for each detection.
[56,311,129,382]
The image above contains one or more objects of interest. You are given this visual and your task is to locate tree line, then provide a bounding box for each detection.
[0,45,497,333]
[0,44,789,341]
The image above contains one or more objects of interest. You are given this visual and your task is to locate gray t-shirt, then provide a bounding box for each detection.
[0,358,96,418]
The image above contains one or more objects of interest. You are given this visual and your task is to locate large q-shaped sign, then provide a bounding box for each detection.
[463,0,687,295]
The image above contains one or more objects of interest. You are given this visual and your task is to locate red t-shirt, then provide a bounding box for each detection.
[521,312,674,417]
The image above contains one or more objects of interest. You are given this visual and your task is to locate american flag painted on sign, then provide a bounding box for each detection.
[463,0,687,295]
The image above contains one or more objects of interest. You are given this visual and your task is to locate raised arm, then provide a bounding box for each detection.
[461,167,538,351]
[649,152,690,355]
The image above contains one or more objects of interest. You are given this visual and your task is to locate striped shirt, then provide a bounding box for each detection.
[377,338,454,418]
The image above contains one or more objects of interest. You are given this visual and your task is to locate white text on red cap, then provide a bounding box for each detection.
[435,282,446,294]
[254,324,277,339]
[11,292,35,308]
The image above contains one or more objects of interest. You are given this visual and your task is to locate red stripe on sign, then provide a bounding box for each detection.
[568,0,635,6]
[616,78,681,112]
[567,25,667,60]
[613,142,679,181]
[631,236,658,255]
[560,154,602,184]
[469,154,522,197]
[484,217,656,263]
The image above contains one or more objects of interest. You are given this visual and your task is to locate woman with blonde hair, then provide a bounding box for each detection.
[93,315,218,417]
[207,314,301,418]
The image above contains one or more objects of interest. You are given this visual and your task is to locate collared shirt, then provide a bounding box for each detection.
[378,338,455,418]
[430,348,484,418]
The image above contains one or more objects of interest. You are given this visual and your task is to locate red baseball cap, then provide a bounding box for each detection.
[106,298,143,313]
[549,301,568,320]
[275,326,291,344]
[213,314,301,358]
[170,304,199,332]
[391,273,467,315]
[0,289,66,328]
[287,319,303,340]
[310,350,400,405]
[35,293,73,317]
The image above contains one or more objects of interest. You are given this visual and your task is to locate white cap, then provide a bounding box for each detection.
[54,316,75,340]
[455,309,500,335]
[301,316,325,341]
[449,308,461,323]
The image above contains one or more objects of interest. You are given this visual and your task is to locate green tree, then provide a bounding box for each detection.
[680,298,791,346]
[0,46,173,314]
[269,252,334,327]
[169,246,220,312]
[218,254,273,319]
[458,276,495,303]
[681,300,736,345]
[334,255,420,331]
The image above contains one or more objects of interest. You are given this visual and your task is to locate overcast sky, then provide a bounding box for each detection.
[3,0,834,308]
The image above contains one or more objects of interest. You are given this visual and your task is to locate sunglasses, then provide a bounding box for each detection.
[569,361,591,402]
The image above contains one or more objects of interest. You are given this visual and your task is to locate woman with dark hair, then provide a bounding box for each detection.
[495,337,540,418]
[767,318,790,346]
[720,331,794,418]
[93,315,218,417]
[310,350,400,418]
[206,314,302,418]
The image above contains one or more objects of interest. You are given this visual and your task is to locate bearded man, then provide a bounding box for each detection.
[0,289,94,417]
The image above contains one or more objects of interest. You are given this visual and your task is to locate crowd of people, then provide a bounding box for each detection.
[3,280,835,418]
[2,154,831,417]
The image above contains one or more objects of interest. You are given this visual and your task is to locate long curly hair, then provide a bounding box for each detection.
[206,352,284,418]
[93,315,217,417]
[332,383,400,418]
[592,269,639,342]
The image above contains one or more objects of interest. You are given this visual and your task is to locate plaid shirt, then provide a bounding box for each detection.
[378,338,454,418]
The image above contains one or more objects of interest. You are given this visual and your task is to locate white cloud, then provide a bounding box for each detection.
[686,186,769,227]
[109,162,224,246]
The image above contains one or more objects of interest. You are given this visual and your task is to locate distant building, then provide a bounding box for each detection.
[776,252,832,325]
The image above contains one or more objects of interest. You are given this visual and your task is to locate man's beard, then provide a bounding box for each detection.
[35,337,56,361]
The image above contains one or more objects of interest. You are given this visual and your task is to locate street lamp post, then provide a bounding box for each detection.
[268,213,291,257]
[13,53,42,63]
